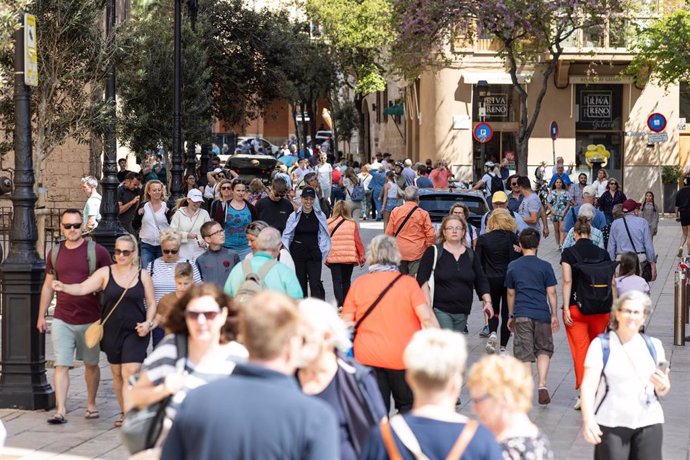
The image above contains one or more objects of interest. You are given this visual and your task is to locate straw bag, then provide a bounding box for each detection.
[85,270,139,348]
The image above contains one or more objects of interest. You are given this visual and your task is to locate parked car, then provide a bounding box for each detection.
[225,150,277,185]
[417,189,488,228]
[236,136,280,155]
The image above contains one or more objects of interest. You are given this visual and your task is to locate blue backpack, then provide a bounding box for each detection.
[594,332,658,414]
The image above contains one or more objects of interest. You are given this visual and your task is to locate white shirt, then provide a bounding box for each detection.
[139,202,170,246]
[585,333,665,429]
[169,207,212,261]
[594,179,608,198]
[317,163,333,189]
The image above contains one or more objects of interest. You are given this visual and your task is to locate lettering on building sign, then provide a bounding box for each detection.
[484,94,509,117]
[580,91,612,122]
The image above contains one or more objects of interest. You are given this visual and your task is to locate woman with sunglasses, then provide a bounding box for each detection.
[128,283,246,452]
[170,189,212,261]
[506,174,524,213]
[211,179,258,259]
[147,230,202,347]
[133,180,170,269]
[52,234,157,428]
[597,178,626,225]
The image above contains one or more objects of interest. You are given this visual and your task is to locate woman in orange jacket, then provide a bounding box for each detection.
[327,201,366,307]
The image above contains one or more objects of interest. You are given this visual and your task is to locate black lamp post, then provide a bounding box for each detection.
[93,0,127,252]
[0,14,55,410]
[477,79,489,172]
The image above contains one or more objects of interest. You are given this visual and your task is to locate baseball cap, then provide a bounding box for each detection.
[492,191,508,203]
[187,189,204,203]
[485,161,496,168]
[213,167,223,174]
[582,185,597,197]
[622,199,641,212]
[301,186,317,199]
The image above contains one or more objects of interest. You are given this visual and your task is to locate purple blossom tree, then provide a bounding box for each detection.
[392,0,630,174]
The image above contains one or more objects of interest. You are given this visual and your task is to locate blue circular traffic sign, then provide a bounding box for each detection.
[647,113,667,133]
[473,122,494,144]
[549,120,559,140]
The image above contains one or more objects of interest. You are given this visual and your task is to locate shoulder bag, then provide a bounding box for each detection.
[621,217,652,282]
[353,273,404,340]
[330,218,347,237]
[380,416,478,460]
[120,334,188,455]
[84,269,139,348]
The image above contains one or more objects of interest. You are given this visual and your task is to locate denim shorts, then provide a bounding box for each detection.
[384,198,398,212]
[51,318,101,367]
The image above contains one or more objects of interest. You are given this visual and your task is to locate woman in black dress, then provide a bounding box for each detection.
[53,234,157,427]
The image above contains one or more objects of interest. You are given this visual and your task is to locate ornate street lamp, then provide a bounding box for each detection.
[0,13,55,410]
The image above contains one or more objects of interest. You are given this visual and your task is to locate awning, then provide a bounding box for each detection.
[383,103,404,116]
[462,71,532,85]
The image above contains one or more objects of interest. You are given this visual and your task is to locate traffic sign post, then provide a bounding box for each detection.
[647,113,667,221]
[549,121,559,165]
[473,122,493,143]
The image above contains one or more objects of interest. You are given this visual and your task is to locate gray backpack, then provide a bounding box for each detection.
[234,259,278,303]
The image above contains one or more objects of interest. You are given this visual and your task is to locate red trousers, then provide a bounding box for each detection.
[564,305,610,389]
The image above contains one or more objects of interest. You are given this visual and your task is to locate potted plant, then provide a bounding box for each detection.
[662,165,682,212]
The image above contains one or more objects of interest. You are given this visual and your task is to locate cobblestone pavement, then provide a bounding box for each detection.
[1,218,689,459]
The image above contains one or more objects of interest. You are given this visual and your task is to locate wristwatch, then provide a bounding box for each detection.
[147,320,155,328]
[509,313,515,319]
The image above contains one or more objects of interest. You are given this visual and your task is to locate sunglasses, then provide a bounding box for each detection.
[273,191,285,198]
[114,249,133,256]
[62,223,82,229]
[510,182,518,186]
[185,310,220,321]
[162,249,179,255]
[220,186,232,190]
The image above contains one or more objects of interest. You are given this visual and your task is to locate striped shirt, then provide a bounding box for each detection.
[146,258,202,304]
[141,334,248,420]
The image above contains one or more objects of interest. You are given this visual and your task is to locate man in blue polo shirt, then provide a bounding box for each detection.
[162,292,338,460]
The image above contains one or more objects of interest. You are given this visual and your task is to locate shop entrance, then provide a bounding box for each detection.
[473,131,517,181]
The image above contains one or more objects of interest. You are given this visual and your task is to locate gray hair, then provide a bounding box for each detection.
[404,186,419,202]
[610,290,652,330]
[366,235,401,266]
[298,299,352,352]
[256,227,282,252]
[81,176,99,189]
[578,203,595,220]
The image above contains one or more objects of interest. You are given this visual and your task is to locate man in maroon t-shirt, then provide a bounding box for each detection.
[37,209,112,424]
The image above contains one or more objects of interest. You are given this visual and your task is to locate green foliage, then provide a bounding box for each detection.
[332,99,355,142]
[0,0,115,185]
[662,165,682,184]
[628,9,690,87]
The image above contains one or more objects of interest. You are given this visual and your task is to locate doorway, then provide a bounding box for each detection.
[473,131,517,181]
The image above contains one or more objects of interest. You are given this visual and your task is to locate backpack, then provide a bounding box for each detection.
[234,259,278,302]
[488,173,505,195]
[595,332,658,414]
[570,250,617,315]
[51,240,97,280]
[349,180,365,202]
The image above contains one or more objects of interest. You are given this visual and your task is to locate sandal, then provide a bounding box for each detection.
[114,413,124,428]
[47,414,67,425]
[85,409,100,419]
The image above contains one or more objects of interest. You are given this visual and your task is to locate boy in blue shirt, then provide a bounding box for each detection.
[505,228,559,405]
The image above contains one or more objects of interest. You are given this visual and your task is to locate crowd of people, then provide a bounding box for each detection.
[35,150,674,460]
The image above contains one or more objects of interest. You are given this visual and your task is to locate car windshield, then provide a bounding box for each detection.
[418,194,488,223]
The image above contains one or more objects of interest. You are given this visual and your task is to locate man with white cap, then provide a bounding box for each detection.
[607,199,656,281]
[473,161,505,208]
[480,191,528,235]
[562,185,607,236]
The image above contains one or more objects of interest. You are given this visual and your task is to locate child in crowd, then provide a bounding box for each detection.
[157,262,195,335]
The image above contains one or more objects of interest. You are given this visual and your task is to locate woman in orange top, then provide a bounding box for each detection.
[342,235,438,413]
[326,201,366,307]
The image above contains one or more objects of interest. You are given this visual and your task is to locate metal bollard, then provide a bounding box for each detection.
[674,269,686,346]
[684,259,690,325]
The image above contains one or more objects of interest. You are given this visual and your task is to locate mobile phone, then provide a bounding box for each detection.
[657,361,669,373]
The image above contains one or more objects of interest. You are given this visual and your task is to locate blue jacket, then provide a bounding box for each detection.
[368,170,386,194]
[282,207,331,261]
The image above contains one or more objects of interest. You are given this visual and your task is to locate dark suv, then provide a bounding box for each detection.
[417,189,489,228]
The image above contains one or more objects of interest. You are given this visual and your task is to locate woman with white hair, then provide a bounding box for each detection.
[297,299,386,460]
[80,176,101,232]
[361,329,502,459]
[561,203,605,250]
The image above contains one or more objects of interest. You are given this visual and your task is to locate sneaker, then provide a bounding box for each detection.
[485,333,497,354]
[479,325,490,338]
[573,396,581,410]
[499,347,506,355]
[538,387,551,405]
[463,325,469,334]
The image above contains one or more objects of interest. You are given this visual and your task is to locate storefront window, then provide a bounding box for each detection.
[472,84,520,123]
[680,82,690,119]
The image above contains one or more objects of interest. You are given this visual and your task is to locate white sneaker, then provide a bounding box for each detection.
[573,396,581,410]
[486,333,497,354]
[499,347,506,355]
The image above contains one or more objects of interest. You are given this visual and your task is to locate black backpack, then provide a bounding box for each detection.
[488,173,505,195]
[571,250,618,315]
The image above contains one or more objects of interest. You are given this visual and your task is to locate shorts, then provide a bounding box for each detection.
[680,210,690,227]
[384,199,398,212]
[102,330,148,365]
[51,318,101,367]
[513,317,554,362]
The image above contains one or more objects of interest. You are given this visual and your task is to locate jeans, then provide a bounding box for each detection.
[140,242,161,269]
[434,308,468,333]
[291,245,325,299]
[329,263,355,307]
[371,188,383,219]
[362,190,371,218]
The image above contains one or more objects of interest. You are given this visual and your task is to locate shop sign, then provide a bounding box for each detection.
[484,94,508,117]
[580,91,613,122]
[647,132,669,143]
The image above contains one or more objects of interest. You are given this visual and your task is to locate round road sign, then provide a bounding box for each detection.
[647,113,667,133]
[549,120,559,140]
[473,122,493,144]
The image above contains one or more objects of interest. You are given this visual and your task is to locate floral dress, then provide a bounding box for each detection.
[501,432,554,460]
[546,189,571,222]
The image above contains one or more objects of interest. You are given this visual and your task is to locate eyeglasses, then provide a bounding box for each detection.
[471,394,492,405]
[185,310,220,321]
[162,249,179,255]
[272,191,285,198]
[445,226,465,232]
[205,228,224,238]
[220,186,232,190]
[62,223,82,230]
[114,249,133,256]
[619,308,644,317]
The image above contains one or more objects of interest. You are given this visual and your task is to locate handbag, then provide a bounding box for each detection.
[120,334,188,454]
[621,217,652,282]
[84,269,139,348]
[427,245,441,305]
